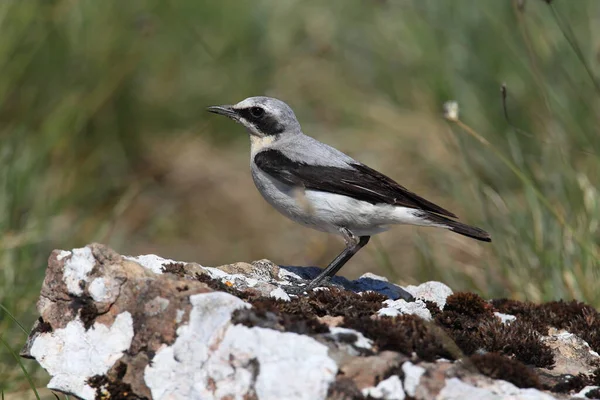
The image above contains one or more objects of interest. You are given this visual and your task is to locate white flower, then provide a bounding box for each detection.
[443,101,459,121]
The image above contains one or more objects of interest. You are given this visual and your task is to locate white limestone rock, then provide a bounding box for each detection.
[403,281,453,309]
[362,375,405,400]
[144,292,337,400]
[378,299,432,320]
[30,312,134,400]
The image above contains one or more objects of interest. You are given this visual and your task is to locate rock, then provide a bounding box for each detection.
[575,386,600,399]
[438,377,557,400]
[403,281,453,309]
[362,375,405,399]
[281,266,415,300]
[542,328,600,376]
[213,259,281,281]
[378,299,432,320]
[144,292,337,400]
[328,327,374,351]
[402,361,426,397]
[22,244,600,400]
[355,273,414,300]
[30,312,134,400]
[338,351,407,391]
[494,311,517,324]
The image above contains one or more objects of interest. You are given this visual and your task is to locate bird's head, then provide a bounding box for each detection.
[207,96,301,139]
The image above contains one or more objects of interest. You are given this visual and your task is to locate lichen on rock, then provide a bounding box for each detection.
[21,244,600,400]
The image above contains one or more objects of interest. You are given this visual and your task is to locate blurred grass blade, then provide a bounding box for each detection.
[449,117,598,260]
[547,2,600,94]
[0,304,28,336]
[0,335,40,400]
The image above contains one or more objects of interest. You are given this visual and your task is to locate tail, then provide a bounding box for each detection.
[422,212,491,242]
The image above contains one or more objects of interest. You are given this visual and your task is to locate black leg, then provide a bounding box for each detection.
[305,228,370,291]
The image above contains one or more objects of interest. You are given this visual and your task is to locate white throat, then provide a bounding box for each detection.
[250,135,277,157]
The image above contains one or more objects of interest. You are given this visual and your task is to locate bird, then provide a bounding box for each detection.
[207,96,491,293]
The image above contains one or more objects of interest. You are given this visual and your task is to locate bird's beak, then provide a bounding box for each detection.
[206,105,238,120]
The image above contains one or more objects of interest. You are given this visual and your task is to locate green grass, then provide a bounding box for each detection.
[0,0,599,394]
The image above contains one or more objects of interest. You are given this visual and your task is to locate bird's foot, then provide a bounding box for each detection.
[279,275,310,296]
[282,276,344,296]
[282,284,309,296]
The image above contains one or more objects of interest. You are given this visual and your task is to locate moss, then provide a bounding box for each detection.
[195,272,253,301]
[199,272,389,338]
[335,331,361,344]
[161,262,187,277]
[379,361,406,383]
[305,288,387,318]
[343,315,453,361]
[251,297,315,318]
[586,387,600,398]
[197,274,566,373]
[251,288,385,319]
[550,374,589,393]
[501,320,555,367]
[69,295,98,330]
[470,353,540,389]
[444,292,493,318]
[550,367,600,394]
[423,300,441,318]
[197,271,387,318]
[326,378,364,399]
[88,362,146,400]
[490,298,534,316]
[592,367,600,386]
[231,308,280,331]
[480,319,554,367]
[115,361,127,379]
[492,298,600,355]
[437,299,554,367]
[36,317,53,334]
[231,307,329,335]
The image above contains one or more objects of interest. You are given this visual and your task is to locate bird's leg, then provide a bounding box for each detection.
[304,228,370,292]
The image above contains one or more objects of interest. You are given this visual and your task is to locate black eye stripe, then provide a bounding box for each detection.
[256,115,285,136]
[237,107,259,121]
[237,107,284,136]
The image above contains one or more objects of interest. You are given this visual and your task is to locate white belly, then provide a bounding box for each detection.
[251,166,428,237]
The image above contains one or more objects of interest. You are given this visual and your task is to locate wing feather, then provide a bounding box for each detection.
[254,149,457,218]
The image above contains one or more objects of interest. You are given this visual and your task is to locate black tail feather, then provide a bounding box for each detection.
[424,213,491,242]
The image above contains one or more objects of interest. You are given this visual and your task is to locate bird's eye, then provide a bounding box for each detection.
[249,107,265,118]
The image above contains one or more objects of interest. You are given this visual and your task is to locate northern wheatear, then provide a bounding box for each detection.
[208,96,490,292]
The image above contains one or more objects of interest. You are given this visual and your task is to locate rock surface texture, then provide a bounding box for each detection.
[22,244,600,400]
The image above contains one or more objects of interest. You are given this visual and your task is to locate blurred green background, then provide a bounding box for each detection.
[1,0,600,396]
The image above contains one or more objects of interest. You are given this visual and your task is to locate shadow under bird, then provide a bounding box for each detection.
[207,96,491,293]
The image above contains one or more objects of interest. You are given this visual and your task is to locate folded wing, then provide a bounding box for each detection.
[254,149,457,218]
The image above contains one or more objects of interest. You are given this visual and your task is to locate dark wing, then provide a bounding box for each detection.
[254,149,457,218]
